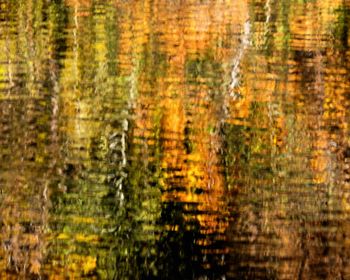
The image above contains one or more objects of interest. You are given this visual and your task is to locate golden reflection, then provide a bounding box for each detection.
[122,0,249,268]
[1,0,350,279]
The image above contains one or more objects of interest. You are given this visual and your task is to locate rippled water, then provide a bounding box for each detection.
[1,0,350,279]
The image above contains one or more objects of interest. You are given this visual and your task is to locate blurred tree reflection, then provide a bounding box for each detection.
[1,0,350,279]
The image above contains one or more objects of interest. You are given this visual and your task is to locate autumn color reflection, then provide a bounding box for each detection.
[1,0,350,279]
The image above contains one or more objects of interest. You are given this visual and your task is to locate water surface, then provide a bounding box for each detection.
[1,0,350,279]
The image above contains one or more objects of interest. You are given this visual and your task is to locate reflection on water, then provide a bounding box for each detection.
[1,0,350,279]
